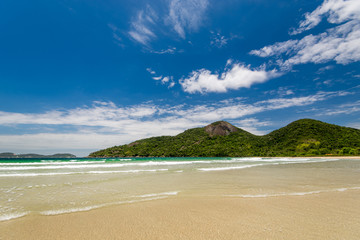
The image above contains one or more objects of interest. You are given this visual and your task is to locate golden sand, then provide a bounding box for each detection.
[1,190,359,240]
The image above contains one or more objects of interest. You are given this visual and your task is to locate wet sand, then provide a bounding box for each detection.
[1,189,359,240]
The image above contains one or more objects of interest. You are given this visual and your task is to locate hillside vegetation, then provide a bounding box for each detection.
[89,119,360,157]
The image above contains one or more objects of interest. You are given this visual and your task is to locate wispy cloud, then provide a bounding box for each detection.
[250,0,360,70]
[210,31,228,48]
[210,31,241,48]
[166,0,209,39]
[128,0,208,46]
[0,91,349,155]
[264,87,295,97]
[290,0,360,35]
[319,100,360,116]
[128,5,158,45]
[316,65,334,74]
[234,118,272,135]
[150,47,181,54]
[108,24,124,47]
[147,68,176,88]
[179,61,280,94]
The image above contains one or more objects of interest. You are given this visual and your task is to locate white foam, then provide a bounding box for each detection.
[0,161,105,166]
[198,164,265,172]
[0,212,29,221]
[0,160,198,170]
[197,158,346,172]
[0,163,127,170]
[40,195,173,216]
[226,187,360,198]
[135,191,179,198]
[87,169,168,174]
[0,168,168,177]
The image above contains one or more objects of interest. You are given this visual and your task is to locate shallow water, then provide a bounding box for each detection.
[1,157,359,221]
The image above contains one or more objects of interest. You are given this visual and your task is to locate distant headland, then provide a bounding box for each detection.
[0,152,77,158]
[89,119,360,158]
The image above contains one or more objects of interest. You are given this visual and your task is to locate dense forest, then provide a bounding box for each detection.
[89,119,360,157]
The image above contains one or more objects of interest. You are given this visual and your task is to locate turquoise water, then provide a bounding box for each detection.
[1,157,360,221]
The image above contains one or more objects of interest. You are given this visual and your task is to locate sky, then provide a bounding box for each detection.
[0,0,360,156]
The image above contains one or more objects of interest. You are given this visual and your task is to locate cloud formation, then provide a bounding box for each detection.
[250,0,360,69]
[290,0,360,35]
[166,0,208,39]
[180,61,280,94]
[128,0,208,45]
[234,118,272,135]
[0,91,350,155]
[147,68,176,88]
[320,100,360,116]
[108,24,125,47]
[210,32,229,48]
[128,5,158,45]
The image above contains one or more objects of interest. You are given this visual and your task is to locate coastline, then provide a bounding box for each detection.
[1,156,359,239]
[1,190,360,240]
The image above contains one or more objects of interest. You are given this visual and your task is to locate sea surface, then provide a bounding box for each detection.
[1,157,360,222]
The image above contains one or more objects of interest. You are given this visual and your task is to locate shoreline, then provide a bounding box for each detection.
[1,156,359,160]
[1,190,360,240]
[1,157,359,239]
[84,156,360,159]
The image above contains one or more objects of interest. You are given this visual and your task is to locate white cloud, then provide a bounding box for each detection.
[210,32,229,48]
[146,68,156,74]
[150,47,179,54]
[347,122,360,130]
[251,20,360,68]
[147,68,176,88]
[250,0,360,69]
[234,118,272,135]
[152,76,163,80]
[128,0,208,46]
[166,0,209,38]
[179,61,280,94]
[0,91,349,155]
[290,0,360,35]
[108,24,125,47]
[317,65,334,74]
[161,76,170,83]
[264,87,295,97]
[250,40,298,57]
[128,6,158,45]
[168,81,176,88]
[320,100,360,115]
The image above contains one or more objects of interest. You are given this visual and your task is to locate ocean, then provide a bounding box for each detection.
[1,157,360,222]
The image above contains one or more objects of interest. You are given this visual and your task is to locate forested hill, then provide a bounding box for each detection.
[89,119,360,157]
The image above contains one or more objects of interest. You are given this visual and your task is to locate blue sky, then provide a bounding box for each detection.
[0,0,359,156]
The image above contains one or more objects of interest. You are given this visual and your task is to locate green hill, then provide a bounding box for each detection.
[89,119,360,157]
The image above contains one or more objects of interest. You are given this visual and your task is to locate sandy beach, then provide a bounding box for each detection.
[1,190,360,240]
[1,157,359,239]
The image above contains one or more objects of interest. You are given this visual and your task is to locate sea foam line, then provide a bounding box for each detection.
[197,158,344,172]
[0,161,105,166]
[0,158,343,170]
[134,191,179,198]
[40,191,179,216]
[225,187,360,198]
[198,164,265,172]
[0,212,29,222]
[0,169,168,177]
[0,161,196,170]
